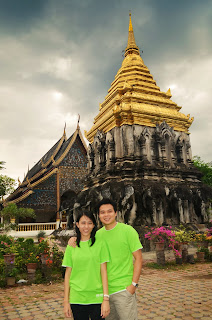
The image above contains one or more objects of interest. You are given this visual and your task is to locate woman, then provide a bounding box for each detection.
[63,211,110,320]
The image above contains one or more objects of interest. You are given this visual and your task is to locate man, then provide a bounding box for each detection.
[69,198,143,320]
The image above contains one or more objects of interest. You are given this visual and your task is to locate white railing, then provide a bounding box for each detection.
[16,221,67,232]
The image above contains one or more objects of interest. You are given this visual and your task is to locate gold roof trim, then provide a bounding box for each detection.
[42,133,66,168]
[7,190,34,204]
[53,127,87,166]
[30,168,58,188]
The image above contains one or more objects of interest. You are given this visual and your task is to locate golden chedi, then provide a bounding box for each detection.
[86,13,193,143]
[75,14,211,228]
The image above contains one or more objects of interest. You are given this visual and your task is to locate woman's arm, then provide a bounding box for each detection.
[100,262,110,318]
[64,267,72,318]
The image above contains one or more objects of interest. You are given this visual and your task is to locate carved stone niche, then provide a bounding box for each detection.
[138,127,152,165]
[87,144,94,173]
[105,131,115,171]
[154,122,176,168]
[93,130,106,174]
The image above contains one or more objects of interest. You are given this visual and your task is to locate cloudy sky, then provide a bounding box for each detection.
[0,0,211,182]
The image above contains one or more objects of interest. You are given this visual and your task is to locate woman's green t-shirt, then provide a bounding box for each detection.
[62,239,109,304]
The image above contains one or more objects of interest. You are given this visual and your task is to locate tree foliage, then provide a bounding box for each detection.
[0,203,35,221]
[0,161,5,170]
[0,175,16,199]
[193,156,212,187]
[0,161,16,199]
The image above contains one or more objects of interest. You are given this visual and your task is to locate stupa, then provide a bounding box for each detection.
[74,14,212,227]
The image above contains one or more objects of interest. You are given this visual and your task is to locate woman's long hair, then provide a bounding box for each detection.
[75,211,97,247]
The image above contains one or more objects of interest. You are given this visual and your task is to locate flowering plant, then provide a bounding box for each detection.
[195,233,207,242]
[0,236,17,255]
[26,252,40,264]
[145,226,175,243]
[174,225,196,243]
[206,227,212,244]
[46,258,53,268]
[145,226,181,257]
[37,238,50,255]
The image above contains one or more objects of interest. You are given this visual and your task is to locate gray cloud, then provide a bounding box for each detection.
[0,0,211,182]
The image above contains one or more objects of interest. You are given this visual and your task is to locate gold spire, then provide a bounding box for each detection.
[129,12,133,31]
[125,13,140,57]
[77,114,80,130]
[63,122,67,140]
[85,15,193,142]
[63,122,66,135]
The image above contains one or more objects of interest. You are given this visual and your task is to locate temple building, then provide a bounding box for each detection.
[5,125,87,224]
[73,14,212,226]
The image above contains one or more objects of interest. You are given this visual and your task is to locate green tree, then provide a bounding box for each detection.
[0,175,16,200]
[0,161,5,170]
[0,161,16,200]
[0,203,36,231]
[193,156,212,187]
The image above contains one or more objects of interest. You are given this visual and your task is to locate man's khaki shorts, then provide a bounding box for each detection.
[106,290,138,320]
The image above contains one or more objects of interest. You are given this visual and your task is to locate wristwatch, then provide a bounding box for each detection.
[132,281,138,288]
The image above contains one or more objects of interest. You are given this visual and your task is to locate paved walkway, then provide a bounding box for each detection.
[0,252,211,320]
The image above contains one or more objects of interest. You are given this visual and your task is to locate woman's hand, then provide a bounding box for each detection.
[68,237,77,248]
[101,300,110,318]
[64,301,72,318]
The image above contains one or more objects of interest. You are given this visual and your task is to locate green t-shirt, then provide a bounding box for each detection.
[62,239,109,304]
[96,223,143,294]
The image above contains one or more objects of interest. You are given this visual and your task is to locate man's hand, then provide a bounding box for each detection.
[126,284,136,295]
[101,300,110,318]
[68,237,77,248]
[64,301,72,318]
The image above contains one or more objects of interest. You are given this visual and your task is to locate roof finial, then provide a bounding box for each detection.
[125,12,140,57]
[77,114,80,130]
[129,11,133,32]
[64,122,66,135]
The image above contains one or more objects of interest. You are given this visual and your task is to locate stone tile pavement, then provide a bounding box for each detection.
[0,254,211,320]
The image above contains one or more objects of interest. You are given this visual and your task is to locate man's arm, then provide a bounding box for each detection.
[126,249,142,295]
[64,267,72,318]
[68,237,77,248]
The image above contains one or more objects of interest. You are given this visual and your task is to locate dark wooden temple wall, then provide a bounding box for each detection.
[18,174,57,222]
[59,137,87,195]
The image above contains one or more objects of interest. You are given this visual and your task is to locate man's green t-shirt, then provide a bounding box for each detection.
[62,239,109,304]
[96,223,143,295]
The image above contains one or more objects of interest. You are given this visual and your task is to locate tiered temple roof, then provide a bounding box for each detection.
[85,13,193,143]
[5,126,87,205]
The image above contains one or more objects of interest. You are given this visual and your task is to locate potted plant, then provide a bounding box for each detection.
[26,252,39,273]
[38,238,50,264]
[145,226,181,265]
[6,266,19,286]
[174,226,196,263]
[3,243,17,265]
[195,233,209,248]
[196,247,207,262]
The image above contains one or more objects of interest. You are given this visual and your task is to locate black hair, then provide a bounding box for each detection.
[97,198,117,214]
[75,211,97,247]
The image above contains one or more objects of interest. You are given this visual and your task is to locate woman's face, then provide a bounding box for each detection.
[76,215,94,238]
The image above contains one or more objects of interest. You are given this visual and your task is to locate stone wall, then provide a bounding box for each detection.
[71,122,212,227]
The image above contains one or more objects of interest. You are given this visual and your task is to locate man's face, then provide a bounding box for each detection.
[99,204,117,228]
